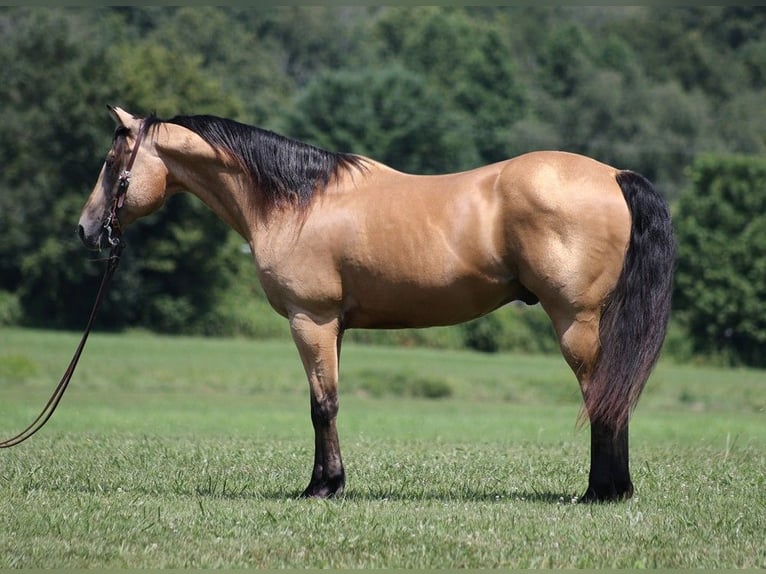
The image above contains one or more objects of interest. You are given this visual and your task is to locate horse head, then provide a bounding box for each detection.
[77,106,168,250]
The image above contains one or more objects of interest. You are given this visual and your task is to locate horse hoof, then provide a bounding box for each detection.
[580,482,634,503]
[301,476,345,499]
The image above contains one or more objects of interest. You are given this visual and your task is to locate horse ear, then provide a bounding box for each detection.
[107,105,139,129]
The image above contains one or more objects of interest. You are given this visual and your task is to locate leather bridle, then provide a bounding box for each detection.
[104,120,148,249]
[0,120,148,449]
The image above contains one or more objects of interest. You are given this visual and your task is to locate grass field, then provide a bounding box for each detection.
[1,327,764,568]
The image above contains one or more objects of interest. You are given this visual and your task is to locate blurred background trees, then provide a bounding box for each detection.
[1,7,764,365]
[673,156,766,367]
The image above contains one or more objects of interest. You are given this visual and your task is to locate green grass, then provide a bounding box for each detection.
[0,327,764,568]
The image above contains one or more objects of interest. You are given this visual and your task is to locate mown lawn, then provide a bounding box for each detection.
[0,328,764,568]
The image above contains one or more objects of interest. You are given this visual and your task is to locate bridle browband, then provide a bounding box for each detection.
[0,119,149,449]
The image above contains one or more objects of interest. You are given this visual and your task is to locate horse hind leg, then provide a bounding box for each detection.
[555,310,633,503]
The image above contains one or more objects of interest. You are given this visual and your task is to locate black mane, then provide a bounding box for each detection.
[149,114,366,210]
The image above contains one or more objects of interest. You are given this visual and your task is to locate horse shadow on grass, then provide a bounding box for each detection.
[252,487,577,505]
[342,489,576,505]
[45,480,575,505]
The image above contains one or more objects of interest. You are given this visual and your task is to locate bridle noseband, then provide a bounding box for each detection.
[0,119,149,449]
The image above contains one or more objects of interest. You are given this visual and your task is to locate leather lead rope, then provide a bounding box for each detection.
[0,247,122,448]
[0,119,147,448]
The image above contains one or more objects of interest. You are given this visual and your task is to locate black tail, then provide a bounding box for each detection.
[584,171,676,431]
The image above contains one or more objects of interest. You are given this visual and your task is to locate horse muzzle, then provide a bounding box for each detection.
[76,222,108,251]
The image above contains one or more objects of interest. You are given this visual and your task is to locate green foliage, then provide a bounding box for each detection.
[661,317,696,364]
[1,7,764,359]
[0,8,245,333]
[348,369,453,399]
[462,315,503,353]
[0,9,115,298]
[673,155,766,366]
[282,66,479,174]
[115,197,247,334]
[371,7,527,163]
[204,265,291,340]
[136,7,292,123]
[620,7,766,100]
[109,42,243,119]
[529,19,717,198]
[0,292,22,327]
[345,325,464,351]
[462,305,560,355]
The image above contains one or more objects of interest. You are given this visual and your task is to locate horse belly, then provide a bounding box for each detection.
[336,180,532,329]
[341,271,529,329]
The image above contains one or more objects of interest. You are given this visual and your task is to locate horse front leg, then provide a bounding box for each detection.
[289,313,345,498]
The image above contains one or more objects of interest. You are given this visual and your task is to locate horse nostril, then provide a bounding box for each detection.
[77,224,86,243]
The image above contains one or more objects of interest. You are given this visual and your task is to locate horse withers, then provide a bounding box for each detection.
[78,106,675,502]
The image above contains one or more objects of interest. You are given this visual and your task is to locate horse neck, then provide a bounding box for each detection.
[156,126,258,240]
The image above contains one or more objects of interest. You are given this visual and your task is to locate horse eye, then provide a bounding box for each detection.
[114,126,130,139]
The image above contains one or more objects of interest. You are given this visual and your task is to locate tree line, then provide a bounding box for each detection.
[1,7,764,366]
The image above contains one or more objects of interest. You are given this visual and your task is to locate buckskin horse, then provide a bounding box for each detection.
[78,106,675,502]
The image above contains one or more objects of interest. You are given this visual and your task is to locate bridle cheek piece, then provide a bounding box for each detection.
[103,169,131,249]
[102,120,147,253]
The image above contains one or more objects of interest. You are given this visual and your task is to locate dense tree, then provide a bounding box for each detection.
[134,7,294,125]
[1,6,764,361]
[527,17,719,199]
[371,7,527,164]
[0,8,245,332]
[282,66,480,174]
[673,155,766,366]
[0,9,120,326]
[621,7,766,100]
